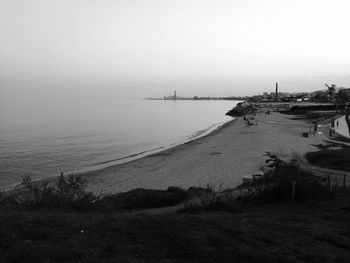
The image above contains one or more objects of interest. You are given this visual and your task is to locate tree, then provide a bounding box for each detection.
[325,83,343,113]
[338,88,350,104]
[325,83,336,102]
[312,91,329,102]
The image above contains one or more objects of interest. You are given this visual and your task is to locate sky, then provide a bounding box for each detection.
[1,0,350,101]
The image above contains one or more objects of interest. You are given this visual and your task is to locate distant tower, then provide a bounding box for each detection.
[174,90,177,101]
[275,82,278,102]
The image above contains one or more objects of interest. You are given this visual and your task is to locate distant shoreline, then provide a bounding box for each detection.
[146,97,245,101]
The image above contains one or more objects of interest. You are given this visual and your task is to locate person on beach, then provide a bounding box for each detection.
[243,116,247,126]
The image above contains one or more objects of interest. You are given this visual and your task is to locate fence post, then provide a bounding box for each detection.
[291,180,296,202]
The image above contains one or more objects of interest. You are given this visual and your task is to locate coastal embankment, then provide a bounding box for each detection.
[83,111,327,194]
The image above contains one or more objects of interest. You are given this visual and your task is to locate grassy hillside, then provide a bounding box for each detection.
[1,190,350,263]
[306,147,350,172]
[1,162,349,262]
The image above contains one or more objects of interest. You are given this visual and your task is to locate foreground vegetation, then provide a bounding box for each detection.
[0,161,349,262]
[1,191,349,262]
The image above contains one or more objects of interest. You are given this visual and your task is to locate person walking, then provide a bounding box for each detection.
[243,116,247,127]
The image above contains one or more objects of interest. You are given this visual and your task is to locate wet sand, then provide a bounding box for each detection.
[84,112,325,194]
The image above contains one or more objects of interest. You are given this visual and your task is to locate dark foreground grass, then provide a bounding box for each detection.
[1,190,350,263]
[306,147,350,172]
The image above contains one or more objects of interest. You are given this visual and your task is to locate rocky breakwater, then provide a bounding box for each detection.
[226,102,256,117]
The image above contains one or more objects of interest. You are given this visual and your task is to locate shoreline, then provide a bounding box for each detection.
[81,112,327,194]
[84,119,233,170]
[5,111,341,195]
[2,118,235,193]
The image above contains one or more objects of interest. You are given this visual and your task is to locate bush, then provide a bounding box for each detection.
[238,160,334,202]
[21,176,58,207]
[20,174,97,210]
[56,174,87,202]
[6,177,189,212]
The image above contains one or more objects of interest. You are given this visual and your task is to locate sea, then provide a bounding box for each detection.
[0,99,238,190]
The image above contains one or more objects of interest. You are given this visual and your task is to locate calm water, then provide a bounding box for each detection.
[0,99,237,190]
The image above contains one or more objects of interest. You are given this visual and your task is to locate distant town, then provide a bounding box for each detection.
[146,83,350,103]
[146,90,245,101]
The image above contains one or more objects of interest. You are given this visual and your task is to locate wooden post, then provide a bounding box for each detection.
[291,180,296,202]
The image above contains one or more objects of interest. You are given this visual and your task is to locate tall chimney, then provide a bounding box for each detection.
[275,82,278,102]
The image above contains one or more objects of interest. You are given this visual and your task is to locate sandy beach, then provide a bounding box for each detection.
[83,112,327,194]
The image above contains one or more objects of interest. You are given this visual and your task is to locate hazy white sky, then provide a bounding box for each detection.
[1,0,350,99]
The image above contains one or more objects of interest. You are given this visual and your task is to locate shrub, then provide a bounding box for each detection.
[20,174,97,210]
[56,174,87,202]
[21,176,58,208]
[198,183,217,208]
[8,176,189,212]
[238,160,334,202]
